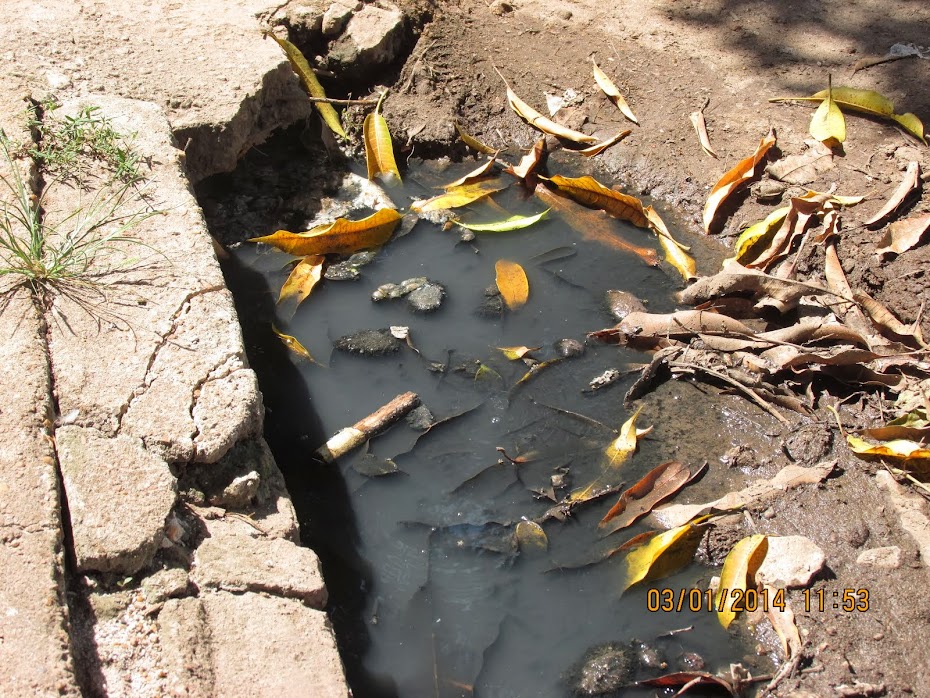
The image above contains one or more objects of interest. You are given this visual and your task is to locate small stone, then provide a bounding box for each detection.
[605,290,646,321]
[405,405,435,431]
[585,369,622,392]
[322,0,358,37]
[679,652,705,671]
[142,568,190,605]
[721,444,757,470]
[557,9,573,20]
[489,0,514,16]
[756,535,826,588]
[761,507,776,519]
[407,282,445,313]
[45,70,71,90]
[476,286,504,318]
[399,277,429,294]
[856,546,902,569]
[324,262,361,281]
[554,338,585,358]
[751,179,787,202]
[846,520,870,548]
[570,643,633,696]
[460,230,476,242]
[328,1,407,78]
[216,471,260,509]
[372,282,403,301]
[334,329,400,356]
[633,641,665,669]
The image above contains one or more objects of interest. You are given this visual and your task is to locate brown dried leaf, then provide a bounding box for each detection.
[689,110,717,158]
[854,290,927,347]
[764,584,802,659]
[592,59,638,124]
[454,121,497,154]
[251,209,402,256]
[876,212,930,257]
[544,174,650,228]
[444,158,499,188]
[575,129,632,157]
[496,67,598,144]
[637,672,736,697]
[505,138,546,182]
[866,161,921,226]
[599,461,702,535]
[703,128,777,233]
[765,144,835,185]
[412,178,508,213]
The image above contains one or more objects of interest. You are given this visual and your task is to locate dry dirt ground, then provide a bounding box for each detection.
[338,1,930,695]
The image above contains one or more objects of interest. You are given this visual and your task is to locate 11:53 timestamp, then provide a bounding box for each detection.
[803,587,870,612]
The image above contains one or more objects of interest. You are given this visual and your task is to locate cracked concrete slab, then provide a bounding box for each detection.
[42,96,262,465]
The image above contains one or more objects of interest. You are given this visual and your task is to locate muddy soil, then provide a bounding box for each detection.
[203,1,930,696]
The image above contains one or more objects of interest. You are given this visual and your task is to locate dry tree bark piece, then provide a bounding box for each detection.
[314,392,421,463]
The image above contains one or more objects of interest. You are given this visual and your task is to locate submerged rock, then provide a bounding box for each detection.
[569,642,634,696]
[407,282,445,313]
[605,290,646,322]
[476,285,504,318]
[554,338,585,358]
[334,329,400,356]
[325,250,378,281]
[405,404,435,431]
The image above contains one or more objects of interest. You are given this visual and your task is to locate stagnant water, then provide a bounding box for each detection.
[201,131,776,697]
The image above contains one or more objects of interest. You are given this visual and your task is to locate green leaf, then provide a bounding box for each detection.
[458,209,549,232]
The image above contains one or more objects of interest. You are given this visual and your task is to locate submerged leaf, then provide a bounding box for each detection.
[364,93,401,183]
[621,520,707,593]
[251,209,402,256]
[454,121,497,154]
[444,158,498,188]
[809,76,846,146]
[703,129,777,233]
[496,345,539,360]
[716,534,768,629]
[545,175,650,228]
[272,325,319,364]
[496,67,598,144]
[278,254,325,307]
[592,59,638,124]
[264,32,345,139]
[495,259,529,310]
[412,178,508,213]
[605,406,650,466]
[459,209,549,233]
[636,672,737,697]
[865,161,921,226]
[514,520,548,552]
[644,206,697,281]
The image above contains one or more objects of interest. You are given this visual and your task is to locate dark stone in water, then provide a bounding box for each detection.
[568,642,634,696]
[405,404,435,431]
[605,289,646,321]
[476,285,504,318]
[554,338,585,358]
[324,262,361,281]
[407,282,445,313]
[333,329,400,356]
[632,640,666,670]
[679,651,705,671]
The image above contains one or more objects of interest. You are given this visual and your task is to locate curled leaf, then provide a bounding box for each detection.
[809,76,846,146]
[444,158,498,188]
[459,209,549,233]
[847,434,930,461]
[454,121,497,154]
[703,128,777,233]
[264,32,346,139]
[732,207,790,264]
[495,259,529,310]
[876,212,930,257]
[412,178,508,213]
[865,161,921,226]
[645,206,697,281]
[496,67,598,144]
[592,59,638,124]
[278,254,325,308]
[251,209,402,256]
[506,137,547,183]
[765,585,802,660]
[576,129,632,157]
[716,534,768,629]
[689,110,717,158]
[605,406,650,466]
[621,520,707,593]
[364,93,401,183]
[599,461,700,534]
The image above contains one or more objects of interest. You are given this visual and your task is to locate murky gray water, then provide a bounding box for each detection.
[215,145,770,697]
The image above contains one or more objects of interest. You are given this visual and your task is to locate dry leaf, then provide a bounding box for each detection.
[495,67,598,144]
[506,138,547,182]
[854,289,927,346]
[576,129,632,157]
[495,259,529,310]
[264,33,346,139]
[621,520,707,593]
[364,93,401,183]
[545,175,650,228]
[732,207,790,264]
[764,585,802,659]
[454,121,497,154]
[599,461,700,534]
[809,76,846,146]
[458,210,549,233]
[765,143,835,185]
[876,212,930,257]
[278,254,324,307]
[251,208,402,256]
[592,59,638,124]
[592,309,757,349]
[703,129,777,233]
[444,158,498,188]
[690,110,717,158]
[534,185,660,265]
[865,161,921,226]
[514,520,548,552]
[716,534,768,629]
[412,178,508,213]
[847,434,930,461]
[636,672,736,697]
[604,406,651,466]
[644,206,697,281]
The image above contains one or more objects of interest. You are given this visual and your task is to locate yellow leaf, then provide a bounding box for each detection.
[363,93,401,183]
[496,345,539,360]
[847,434,930,461]
[272,325,319,364]
[263,32,346,139]
[716,534,768,629]
[278,255,324,307]
[621,521,706,593]
[454,120,497,154]
[576,129,632,157]
[592,59,638,124]
[605,406,650,466]
[495,259,529,310]
[732,207,790,264]
[809,77,846,146]
[251,208,401,256]
[644,206,696,281]
[444,158,498,188]
[514,520,548,552]
[545,175,650,228]
[703,129,777,233]
[495,67,598,144]
[412,178,508,213]
[474,363,504,387]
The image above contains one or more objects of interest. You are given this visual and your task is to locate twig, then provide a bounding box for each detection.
[670,360,791,425]
[761,648,804,696]
[307,96,379,106]
[314,391,421,463]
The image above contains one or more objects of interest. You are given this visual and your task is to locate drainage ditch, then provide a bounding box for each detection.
[198,124,781,697]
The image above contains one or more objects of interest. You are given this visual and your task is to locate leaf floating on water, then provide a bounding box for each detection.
[495,66,598,144]
[644,206,697,281]
[876,212,930,257]
[495,259,529,310]
[458,209,549,233]
[454,120,497,154]
[865,161,921,226]
[689,109,717,158]
[545,175,650,228]
[364,92,401,184]
[620,519,708,593]
[444,158,499,188]
[272,325,319,364]
[263,32,346,139]
[412,178,508,213]
[278,254,325,308]
[474,363,504,388]
[352,454,403,477]
[716,534,768,629]
[512,358,562,391]
[514,520,548,553]
[592,59,638,124]
[604,406,651,467]
[809,76,846,147]
[771,86,927,144]
[496,345,539,360]
[251,209,402,256]
[703,128,777,234]
[599,461,701,535]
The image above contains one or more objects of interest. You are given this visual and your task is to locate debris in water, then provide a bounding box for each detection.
[334,328,401,356]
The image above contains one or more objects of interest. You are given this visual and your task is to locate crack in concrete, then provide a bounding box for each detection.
[189,360,249,452]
